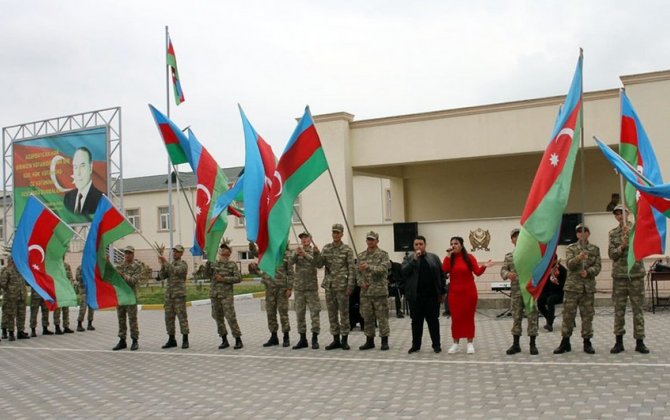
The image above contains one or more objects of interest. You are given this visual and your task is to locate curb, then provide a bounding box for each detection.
[138,293,263,310]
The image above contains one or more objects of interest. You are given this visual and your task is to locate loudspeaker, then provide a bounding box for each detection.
[559,213,582,245]
[393,222,418,252]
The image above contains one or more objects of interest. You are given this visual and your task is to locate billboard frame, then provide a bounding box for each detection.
[2,107,123,245]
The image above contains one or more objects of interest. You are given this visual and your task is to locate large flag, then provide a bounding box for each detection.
[167,35,185,105]
[81,195,136,310]
[149,104,191,164]
[619,91,666,265]
[258,107,329,275]
[514,53,583,312]
[12,196,77,310]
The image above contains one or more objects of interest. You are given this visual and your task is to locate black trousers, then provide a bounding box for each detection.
[537,293,563,325]
[409,294,440,349]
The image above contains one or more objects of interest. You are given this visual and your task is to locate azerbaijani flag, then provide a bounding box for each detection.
[81,195,136,310]
[514,52,583,312]
[619,91,666,266]
[167,35,185,105]
[258,106,329,276]
[149,104,190,164]
[12,195,77,310]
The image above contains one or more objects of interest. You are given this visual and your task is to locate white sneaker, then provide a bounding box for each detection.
[447,343,460,354]
[466,343,475,354]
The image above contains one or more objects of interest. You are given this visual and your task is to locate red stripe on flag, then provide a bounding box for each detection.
[159,123,180,146]
[28,211,60,302]
[620,116,638,147]
[275,125,321,183]
[632,198,664,259]
[94,263,119,309]
[194,148,218,251]
[96,207,126,249]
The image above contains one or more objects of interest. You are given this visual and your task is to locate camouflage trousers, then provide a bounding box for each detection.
[510,283,539,336]
[1,300,7,329]
[265,286,290,333]
[53,307,70,328]
[164,296,189,335]
[3,295,26,332]
[30,296,49,329]
[360,295,390,338]
[325,289,349,336]
[294,289,320,334]
[117,304,139,339]
[77,292,95,323]
[612,276,645,339]
[561,290,595,339]
[211,295,241,338]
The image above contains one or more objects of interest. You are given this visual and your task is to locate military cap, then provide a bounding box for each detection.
[612,204,625,214]
[510,228,520,238]
[575,224,590,233]
[298,231,311,238]
[123,245,135,253]
[331,223,344,233]
[173,244,185,252]
[366,231,379,240]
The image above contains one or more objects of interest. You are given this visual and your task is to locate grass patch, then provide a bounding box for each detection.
[136,283,265,305]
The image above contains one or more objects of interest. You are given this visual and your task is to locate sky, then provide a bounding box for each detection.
[2,0,670,180]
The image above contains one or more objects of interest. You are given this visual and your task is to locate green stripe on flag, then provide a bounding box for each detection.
[45,222,78,307]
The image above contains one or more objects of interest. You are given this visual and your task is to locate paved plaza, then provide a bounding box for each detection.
[1,299,670,419]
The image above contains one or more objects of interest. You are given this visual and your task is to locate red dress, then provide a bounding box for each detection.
[442,253,486,340]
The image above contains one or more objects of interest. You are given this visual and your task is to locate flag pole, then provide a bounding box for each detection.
[165,25,175,260]
[617,89,630,228]
[578,48,586,231]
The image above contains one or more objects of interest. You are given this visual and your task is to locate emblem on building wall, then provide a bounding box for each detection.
[469,228,491,252]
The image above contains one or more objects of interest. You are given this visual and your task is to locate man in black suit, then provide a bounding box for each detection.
[63,147,103,214]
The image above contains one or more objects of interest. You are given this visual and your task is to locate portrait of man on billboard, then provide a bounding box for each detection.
[62,146,103,214]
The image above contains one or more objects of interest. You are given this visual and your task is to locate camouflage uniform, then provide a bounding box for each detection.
[501,251,539,337]
[115,259,143,340]
[609,222,646,339]
[315,242,355,336]
[261,251,293,333]
[0,262,27,334]
[76,266,95,324]
[30,288,49,329]
[290,245,321,334]
[356,247,391,338]
[53,263,75,329]
[561,240,601,338]
[158,260,189,335]
[209,259,242,338]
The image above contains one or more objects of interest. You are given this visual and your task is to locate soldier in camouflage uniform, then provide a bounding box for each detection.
[113,245,143,351]
[53,261,76,335]
[315,223,356,350]
[501,228,539,355]
[356,231,391,351]
[30,286,52,337]
[289,232,321,350]
[209,244,243,350]
[261,246,293,348]
[158,245,190,349]
[608,205,649,354]
[75,265,95,332]
[0,257,30,340]
[554,224,601,354]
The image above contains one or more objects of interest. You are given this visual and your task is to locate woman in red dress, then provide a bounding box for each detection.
[442,236,494,354]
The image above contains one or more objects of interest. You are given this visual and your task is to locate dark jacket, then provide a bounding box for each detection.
[401,252,446,303]
[63,184,104,215]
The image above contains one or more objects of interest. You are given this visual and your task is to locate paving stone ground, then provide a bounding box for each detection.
[1,300,669,419]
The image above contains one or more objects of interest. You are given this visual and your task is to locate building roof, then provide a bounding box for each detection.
[121,166,244,194]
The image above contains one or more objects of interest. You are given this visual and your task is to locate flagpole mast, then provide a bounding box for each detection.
[617,88,629,223]
[165,25,175,259]
[578,48,586,231]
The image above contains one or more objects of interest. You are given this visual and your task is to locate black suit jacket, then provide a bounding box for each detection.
[63,185,104,215]
[401,252,446,303]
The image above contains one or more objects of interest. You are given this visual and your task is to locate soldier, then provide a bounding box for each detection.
[554,224,601,354]
[113,245,143,351]
[30,286,52,337]
[261,246,293,348]
[608,205,649,354]
[53,260,76,335]
[289,232,321,350]
[315,223,355,350]
[158,245,190,349]
[0,256,30,340]
[501,228,539,355]
[356,231,391,351]
[209,244,243,350]
[75,265,95,332]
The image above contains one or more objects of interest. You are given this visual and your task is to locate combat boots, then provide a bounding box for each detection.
[380,336,389,351]
[1,328,7,339]
[292,333,308,349]
[182,334,189,349]
[130,339,139,351]
[233,336,243,349]
[311,333,319,349]
[87,321,95,331]
[55,326,64,335]
[113,338,127,351]
[64,327,75,334]
[282,332,290,347]
[8,331,16,341]
[341,335,350,350]
[529,336,538,355]
[42,327,54,335]
[219,335,230,349]
[610,335,625,354]
[17,331,30,339]
[635,339,650,354]
[325,335,341,350]
[506,335,521,355]
[31,328,37,337]
[162,335,178,349]
[583,338,595,354]
[359,336,375,350]
[263,332,279,347]
[553,337,571,354]
[77,321,85,332]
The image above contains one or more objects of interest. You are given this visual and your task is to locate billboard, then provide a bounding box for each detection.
[13,126,108,225]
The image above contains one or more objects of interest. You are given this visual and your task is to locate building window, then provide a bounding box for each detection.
[384,188,392,221]
[158,206,173,231]
[126,208,141,230]
[291,196,302,224]
[235,216,246,228]
[238,251,254,261]
[0,218,4,242]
